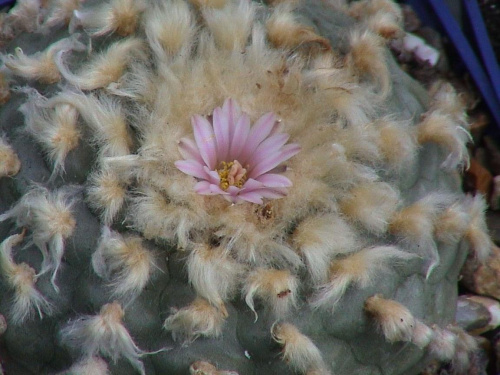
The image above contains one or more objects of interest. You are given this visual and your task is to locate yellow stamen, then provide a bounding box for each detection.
[217,160,247,190]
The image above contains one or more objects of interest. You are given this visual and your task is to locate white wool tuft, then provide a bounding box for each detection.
[272,323,330,374]
[87,168,127,225]
[243,268,298,322]
[92,227,156,303]
[49,90,133,158]
[293,214,359,283]
[364,294,415,343]
[144,0,195,60]
[411,320,434,349]
[417,110,471,170]
[56,356,110,375]
[311,246,415,311]
[71,0,146,37]
[60,301,148,375]
[428,325,457,361]
[2,34,85,84]
[55,37,146,90]
[463,194,493,262]
[0,232,53,324]
[163,297,227,345]
[0,136,21,177]
[339,182,400,235]
[19,88,80,178]
[187,244,243,314]
[0,186,76,291]
[202,0,255,51]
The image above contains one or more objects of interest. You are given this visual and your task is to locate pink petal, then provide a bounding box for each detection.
[175,160,209,180]
[228,114,251,161]
[203,166,221,185]
[222,98,241,137]
[236,191,264,204]
[240,178,264,192]
[249,143,301,178]
[255,174,292,188]
[192,115,217,170]
[194,181,228,195]
[227,185,241,195]
[256,188,288,199]
[177,138,204,165]
[238,112,276,165]
[194,181,213,194]
[246,133,290,167]
[213,107,230,162]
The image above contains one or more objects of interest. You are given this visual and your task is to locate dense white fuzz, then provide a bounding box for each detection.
[20,89,80,177]
[348,0,403,40]
[2,34,85,84]
[72,0,146,37]
[272,323,329,374]
[417,110,471,170]
[189,361,239,375]
[311,246,415,310]
[0,136,21,177]
[428,81,468,126]
[347,30,390,98]
[0,232,53,324]
[130,187,204,249]
[3,0,42,34]
[61,302,148,375]
[202,0,255,51]
[339,182,400,235]
[388,193,455,275]
[144,0,195,60]
[243,268,298,321]
[163,297,227,344]
[463,194,493,262]
[292,214,359,283]
[50,91,132,158]
[92,227,156,303]
[0,187,75,290]
[428,325,457,361]
[266,4,330,51]
[55,37,145,90]
[56,356,110,375]
[188,0,227,8]
[411,320,434,349]
[87,168,127,225]
[434,200,469,245]
[448,326,478,373]
[375,118,417,171]
[187,245,243,315]
[43,0,83,31]
[364,294,415,343]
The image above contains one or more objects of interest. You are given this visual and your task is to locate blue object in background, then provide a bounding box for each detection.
[0,0,15,8]
[402,0,500,129]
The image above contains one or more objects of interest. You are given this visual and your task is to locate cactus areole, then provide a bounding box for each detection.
[0,0,490,374]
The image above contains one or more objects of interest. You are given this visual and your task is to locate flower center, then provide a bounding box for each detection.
[217,160,247,190]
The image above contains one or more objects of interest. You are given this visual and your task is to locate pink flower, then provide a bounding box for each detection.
[175,99,300,204]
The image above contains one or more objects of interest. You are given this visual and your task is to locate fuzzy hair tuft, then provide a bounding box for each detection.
[60,301,148,375]
[243,268,298,321]
[92,227,157,303]
[311,246,415,310]
[0,186,76,290]
[0,136,21,177]
[0,232,53,324]
[163,297,227,344]
[364,294,415,343]
[271,323,330,374]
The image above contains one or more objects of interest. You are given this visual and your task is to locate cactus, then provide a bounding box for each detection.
[0,0,492,374]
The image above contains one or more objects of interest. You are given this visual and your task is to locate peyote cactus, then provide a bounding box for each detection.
[0,0,493,374]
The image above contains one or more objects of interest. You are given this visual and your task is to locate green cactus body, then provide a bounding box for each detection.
[0,0,491,374]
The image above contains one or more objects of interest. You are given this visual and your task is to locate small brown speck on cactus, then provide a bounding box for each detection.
[0,0,493,373]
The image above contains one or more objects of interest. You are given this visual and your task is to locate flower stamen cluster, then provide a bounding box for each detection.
[175,99,300,204]
[217,160,248,190]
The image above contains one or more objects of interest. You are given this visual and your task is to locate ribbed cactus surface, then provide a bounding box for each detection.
[0,0,491,374]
